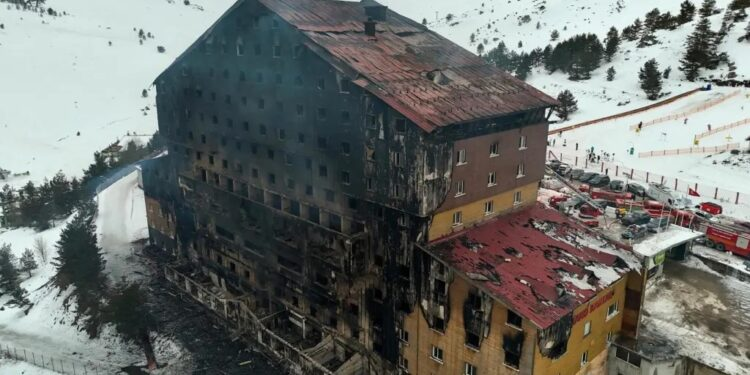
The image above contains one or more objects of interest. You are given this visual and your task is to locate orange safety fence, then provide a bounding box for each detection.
[638,143,740,158]
[547,151,749,205]
[548,88,701,135]
[628,90,741,131]
[694,118,750,140]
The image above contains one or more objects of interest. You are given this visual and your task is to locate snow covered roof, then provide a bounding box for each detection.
[426,203,635,329]
[631,225,702,257]
[162,0,557,133]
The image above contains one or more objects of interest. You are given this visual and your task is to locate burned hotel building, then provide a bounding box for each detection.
[145,0,646,374]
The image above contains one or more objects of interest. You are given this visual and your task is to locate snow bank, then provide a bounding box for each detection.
[0,359,60,375]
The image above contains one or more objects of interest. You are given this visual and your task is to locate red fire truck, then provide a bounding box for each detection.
[698,220,750,258]
[590,188,633,202]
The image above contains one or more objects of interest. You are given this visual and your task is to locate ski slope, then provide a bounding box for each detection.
[0,0,234,188]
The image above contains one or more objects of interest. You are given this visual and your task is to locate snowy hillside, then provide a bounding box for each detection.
[0,0,234,188]
[381,0,749,122]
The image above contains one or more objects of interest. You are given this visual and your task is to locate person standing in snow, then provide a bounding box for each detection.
[684,118,688,125]
[637,122,643,132]
[707,124,712,131]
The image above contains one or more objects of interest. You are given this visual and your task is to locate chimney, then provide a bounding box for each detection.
[364,17,377,37]
[362,0,387,22]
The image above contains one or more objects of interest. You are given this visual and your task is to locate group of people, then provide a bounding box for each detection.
[586,149,615,163]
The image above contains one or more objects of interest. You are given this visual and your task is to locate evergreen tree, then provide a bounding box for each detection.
[514,53,532,80]
[717,8,736,43]
[607,66,616,81]
[82,151,109,185]
[680,16,718,80]
[19,249,38,277]
[421,18,427,25]
[604,27,620,61]
[550,29,559,41]
[678,0,697,24]
[555,90,578,121]
[104,284,158,369]
[622,25,638,41]
[0,243,28,307]
[639,58,663,100]
[485,41,513,71]
[745,20,750,40]
[545,33,604,79]
[727,61,738,78]
[639,9,661,47]
[663,66,672,79]
[477,43,485,55]
[699,0,717,18]
[53,201,107,337]
[0,184,19,227]
[729,0,750,11]
[49,171,72,216]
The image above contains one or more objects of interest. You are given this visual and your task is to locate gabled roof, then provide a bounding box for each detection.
[161,0,557,133]
[426,204,633,329]
[261,0,557,132]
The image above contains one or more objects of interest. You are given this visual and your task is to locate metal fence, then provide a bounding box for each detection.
[627,90,741,131]
[638,143,740,158]
[694,118,750,140]
[547,151,749,205]
[0,343,119,374]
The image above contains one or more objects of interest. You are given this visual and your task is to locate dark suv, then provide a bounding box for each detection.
[621,211,652,226]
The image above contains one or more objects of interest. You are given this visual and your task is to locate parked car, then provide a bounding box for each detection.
[580,172,598,183]
[570,169,585,180]
[548,195,569,208]
[698,202,723,215]
[627,183,647,197]
[579,203,602,218]
[647,183,677,205]
[558,165,573,177]
[646,217,670,232]
[559,195,588,211]
[609,180,625,191]
[621,211,652,226]
[622,225,648,240]
[547,160,562,171]
[588,175,611,187]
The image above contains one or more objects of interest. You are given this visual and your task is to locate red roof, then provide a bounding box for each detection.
[259,0,557,132]
[427,204,630,329]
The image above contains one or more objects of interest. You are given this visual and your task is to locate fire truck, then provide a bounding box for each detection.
[698,219,750,258]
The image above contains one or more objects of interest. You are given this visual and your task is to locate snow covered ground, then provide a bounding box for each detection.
[0,170,185,373]
[0,0,234,188]
[0,359,60,375]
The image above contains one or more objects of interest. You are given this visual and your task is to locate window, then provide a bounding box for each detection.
[507,310,522,328]
[456,149,467,165]
[293,44,304,58]
[201,134,206,144]
[296,104,304,116]
[259,124,267,136]
[607,331,613,342]
[430,346,444,363]
[286,178,295,190]
[490,142,499,157]
[317,78,325,90]
[251,168,259,178]
[517,163,525,178]
[243,121,249,131]
[317,137,327,149]
[392,184,402,198]
[305,158,312,169]
[305,185,313,196]
[285,153,293,166]
[239,71,246,82]
[208,155,215,165]
[267,149,275,160]
[398,356,408,370]
[308,206,319,224]
[273,45,281,58]
[504,352,520,369]
[616,346,642,367]
[393,152,402,167]
[341,142,351,155]
[484,200,494,215]
[298,133,305,143]
[583,321,591,337]
[395,118,406,133]
[519,135,527,149]
[487,172,496,186]
[464,363,477,375]
[452,211,462,226]
[278,128,286,140]
[340,78,351,93]
[466,332,480,349]
[258,98,265,109]
[341,171,350,185]
[317,108,327,120]
[267,173,276,184]
[236,39,245,56]
[514,191,522,205]
[580,350,589,366]
[341,111,351,123]
[319,165,328,177]
[607,302,619,319]
[328,213,341,231]
[455,180,465,197]
[366,178,374,191]
[398,328,409,343]
[222,159,228,169]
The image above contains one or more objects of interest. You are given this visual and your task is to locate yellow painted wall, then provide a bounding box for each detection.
[400,274,536,375]
[533,278,627,375]
[428,182,539,241]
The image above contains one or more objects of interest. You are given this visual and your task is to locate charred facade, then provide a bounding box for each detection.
[143,0,588,374]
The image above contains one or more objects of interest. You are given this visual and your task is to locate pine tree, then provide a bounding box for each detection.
[699,0,717,18]
[727,61,738,78]
[607,66,616,81]
[49,171,72,217]
[663,66,672,79]
[477,43,485,56]
[678,0,697,24]
[729,0,750,11]
[19,249,37,277]
[717,8,736,43]
[680,16,717,80]
[555,90,578,121]
[514,53,532,80]
[604,27,620,61]
[421,18,427,25]
[104,284,158,369]
[745,20,750,40]
[53,201,107,337]
[0,243,28,307]
[639,9,661,47]
[639,58,663,100]
[550,29,559,41]
[81,151,109,185]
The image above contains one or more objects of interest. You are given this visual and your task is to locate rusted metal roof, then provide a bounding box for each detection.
[259,0,557,132]
[426,204,632,329]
